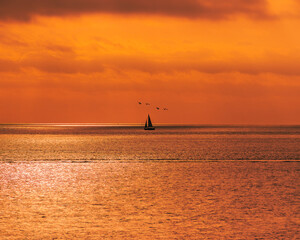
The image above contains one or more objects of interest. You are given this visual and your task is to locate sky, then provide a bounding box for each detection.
[0,0,299,124]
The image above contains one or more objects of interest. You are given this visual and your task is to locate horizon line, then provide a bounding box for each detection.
[0,123,299,127]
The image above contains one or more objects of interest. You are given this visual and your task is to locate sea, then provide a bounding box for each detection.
[0,124,299,239]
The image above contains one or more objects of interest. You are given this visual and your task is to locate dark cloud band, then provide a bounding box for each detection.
[0,0,272,21]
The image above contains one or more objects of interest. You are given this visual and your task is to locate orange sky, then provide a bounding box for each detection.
[0,0,299,124]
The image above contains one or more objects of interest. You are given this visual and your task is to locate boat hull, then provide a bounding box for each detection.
[144,127,155,130]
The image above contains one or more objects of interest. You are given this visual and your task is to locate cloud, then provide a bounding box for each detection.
[0,0,272,21]
[45,44,75,54]
[23,56,105,74]
[1,52,297,76]
[0,59,20,72]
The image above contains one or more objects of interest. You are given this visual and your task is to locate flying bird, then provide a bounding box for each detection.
[156,107,160,110]
[138,101,142,104]
[145,103,150,105]
[163,108,168,110]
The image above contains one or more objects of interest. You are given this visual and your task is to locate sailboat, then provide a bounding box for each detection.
[144,114,155,130]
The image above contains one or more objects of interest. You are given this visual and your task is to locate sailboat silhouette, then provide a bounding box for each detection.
[144,114,155,130]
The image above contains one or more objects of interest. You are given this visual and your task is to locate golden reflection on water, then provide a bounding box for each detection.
[0,161,299,239]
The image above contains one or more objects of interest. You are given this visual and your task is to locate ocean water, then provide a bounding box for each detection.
[0,124,299,239]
